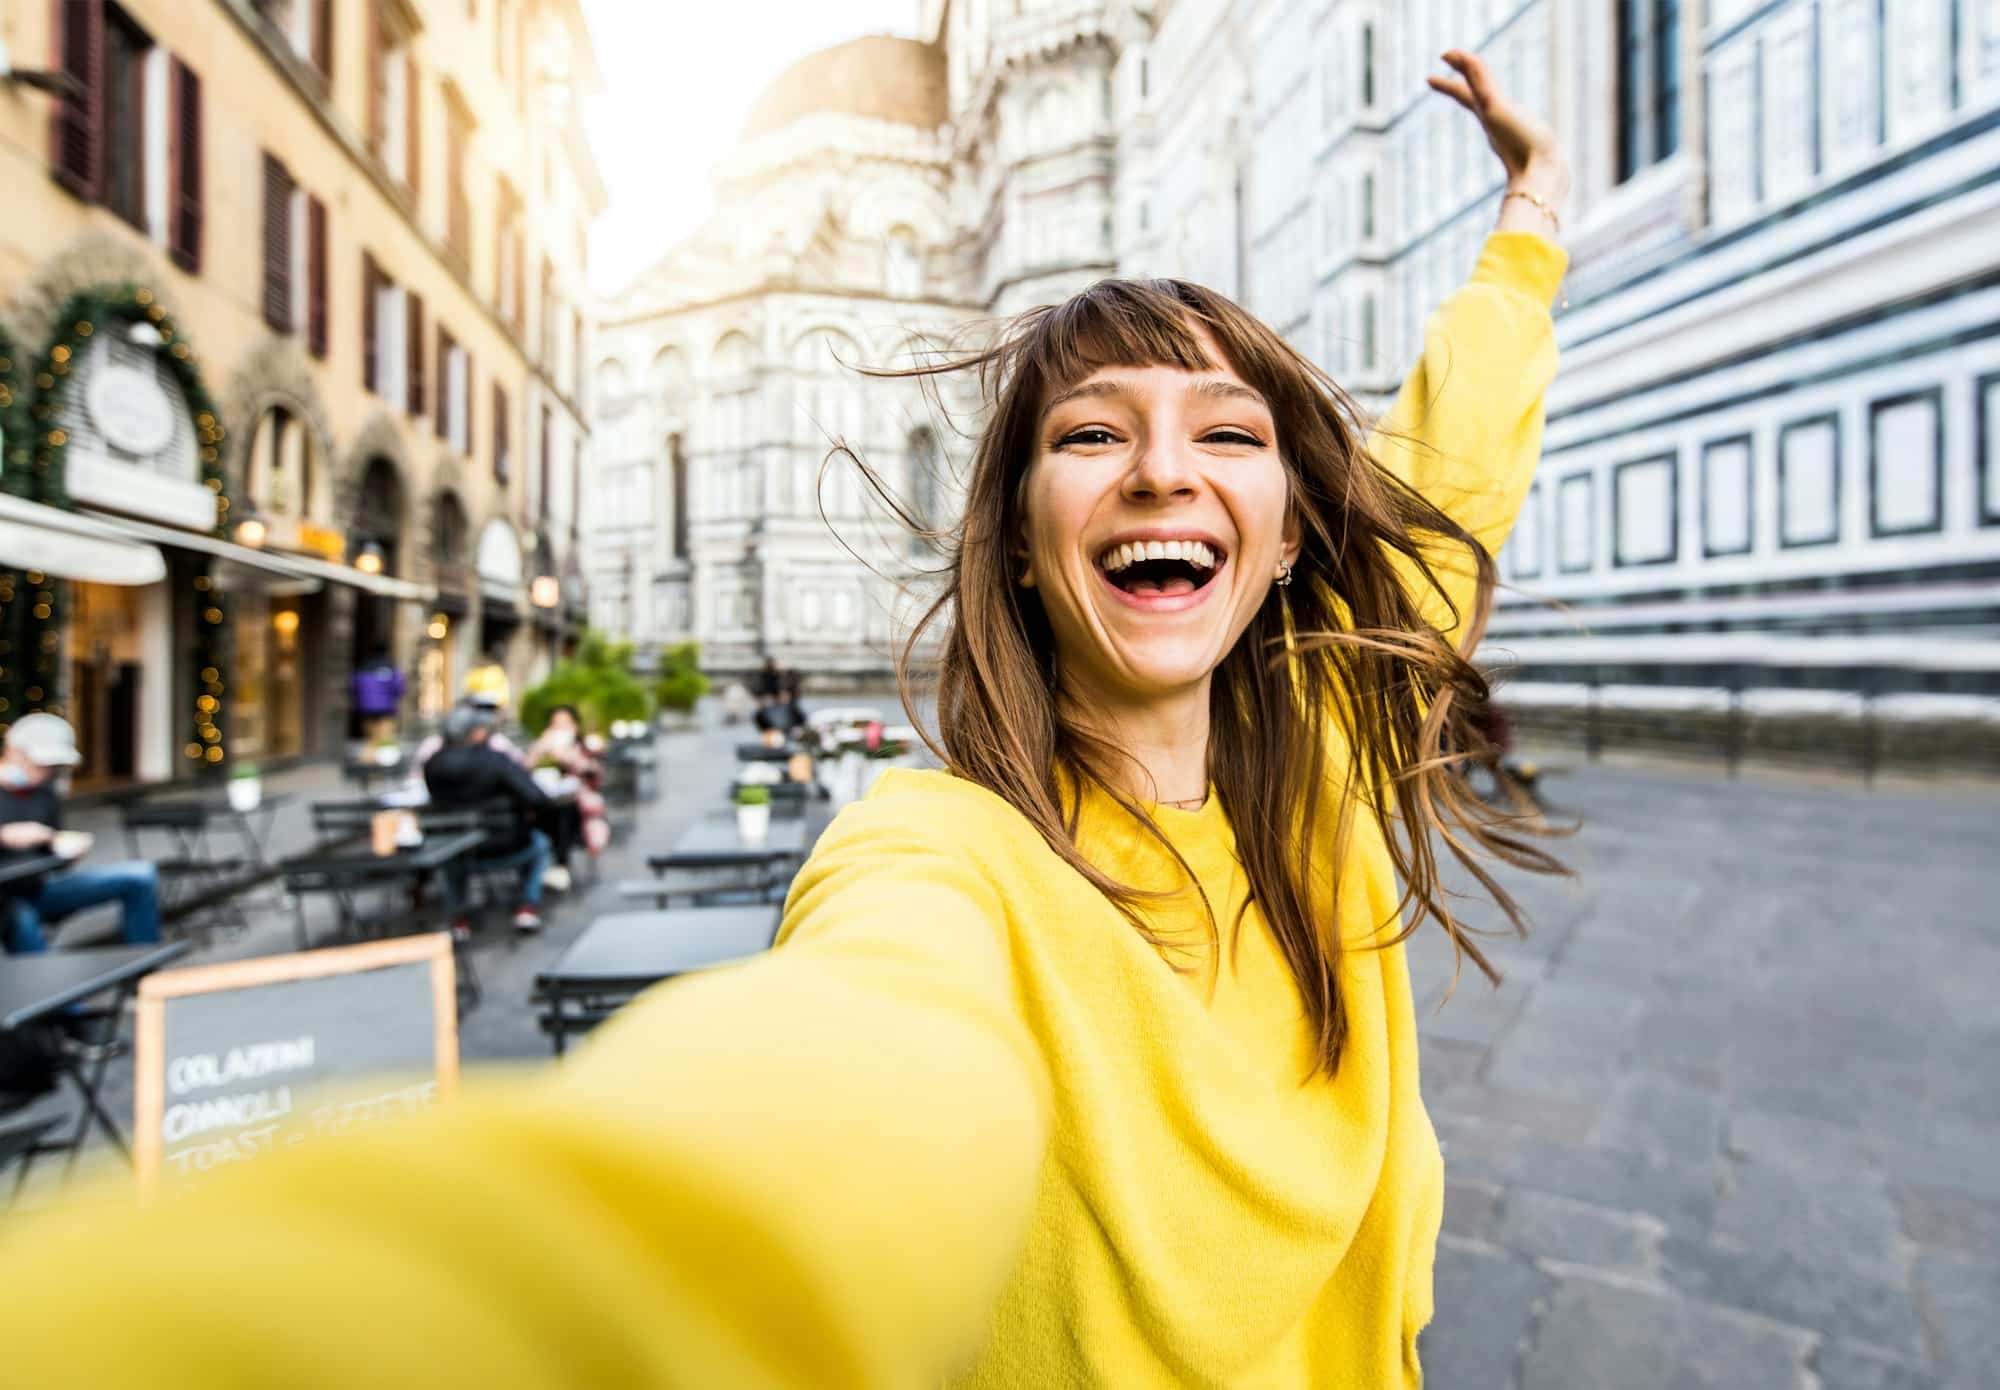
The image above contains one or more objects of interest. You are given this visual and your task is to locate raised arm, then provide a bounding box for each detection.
[0,791,1050,1388]
[1367,229,1567,638]
[1370,46,1571,642]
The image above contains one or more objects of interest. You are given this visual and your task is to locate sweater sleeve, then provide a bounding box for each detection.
[0,795,1050,1389]
[1366,229,1568,643]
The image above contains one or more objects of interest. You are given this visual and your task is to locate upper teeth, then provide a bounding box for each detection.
[1102,540,1218,571]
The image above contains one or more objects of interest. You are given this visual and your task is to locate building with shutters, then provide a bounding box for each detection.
[0,0,604,788]
[593,0,2000,722]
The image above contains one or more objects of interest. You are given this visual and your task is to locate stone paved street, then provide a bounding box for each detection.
[25,725,2000,1387]
[1410,762,2000,1390]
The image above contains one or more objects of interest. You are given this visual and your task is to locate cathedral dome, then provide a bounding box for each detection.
[742,35,948,138]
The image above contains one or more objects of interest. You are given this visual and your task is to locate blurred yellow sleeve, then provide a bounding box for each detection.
[0,795,1051,1389]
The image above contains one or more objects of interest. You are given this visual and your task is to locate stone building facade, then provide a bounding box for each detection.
[592,0,2000,702]
[0,0,604,786]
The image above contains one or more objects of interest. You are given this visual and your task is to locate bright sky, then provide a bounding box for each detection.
[579,0,924,298]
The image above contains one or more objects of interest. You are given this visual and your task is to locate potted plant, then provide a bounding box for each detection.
[227,759,262,813]
[371,734,402,767]
[734,783,771,845]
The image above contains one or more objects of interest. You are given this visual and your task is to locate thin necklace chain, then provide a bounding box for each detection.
[1160,794,1208,810]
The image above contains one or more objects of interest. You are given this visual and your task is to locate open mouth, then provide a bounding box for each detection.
[1096,539,1226,598]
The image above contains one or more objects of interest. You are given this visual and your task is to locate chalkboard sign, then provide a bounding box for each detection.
[134,935,459,1197]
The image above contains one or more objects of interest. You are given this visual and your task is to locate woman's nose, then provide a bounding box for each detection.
[1121,437,1199,502]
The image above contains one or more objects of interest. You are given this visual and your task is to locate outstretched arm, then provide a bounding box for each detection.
[1369,47,1571,643]
[0,797,1050,1388]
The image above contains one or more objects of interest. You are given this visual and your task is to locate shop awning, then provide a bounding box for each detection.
[0,494,168,585]
[76,510,432,601]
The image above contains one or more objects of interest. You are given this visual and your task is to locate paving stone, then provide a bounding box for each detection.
[1415,962,1542,1048]
[1493,1188,1661,1274]
[1485,980,1645,1107]
[1491,1134,1722,1237]
[1431,1083,1599,1145]
[1713,1162,1904,1278]
[1914,1252,2000,1386]
[1417,1237,1548,1390]
[1659,1236,1925,1359]
[1517,1274,1815,1390]
[1894,1183,2000,1259]
[1417,1036,1488,1095]
[1592,1071,1726,1166]
[1442,1177,1505,1243]
[1813,1340,1945,1390]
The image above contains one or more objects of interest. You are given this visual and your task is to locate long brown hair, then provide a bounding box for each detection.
[856,277,1565,1077]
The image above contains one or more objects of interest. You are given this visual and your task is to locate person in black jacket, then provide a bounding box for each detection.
[423,705,553,933]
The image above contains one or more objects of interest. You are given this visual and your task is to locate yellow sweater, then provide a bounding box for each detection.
[0,230,1565,1387]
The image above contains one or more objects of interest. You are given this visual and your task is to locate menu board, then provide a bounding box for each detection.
[133,935,458,1196]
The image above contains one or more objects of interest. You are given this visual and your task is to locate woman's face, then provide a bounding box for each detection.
[1021,331,1298,706]
[549,710,578,736]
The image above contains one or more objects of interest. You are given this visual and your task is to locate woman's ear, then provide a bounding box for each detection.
[1281,507,1303,572]
[1013,532,1036,587]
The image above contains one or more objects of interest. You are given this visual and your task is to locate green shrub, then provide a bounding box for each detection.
[519,628,656,735]
[655,666,710,713]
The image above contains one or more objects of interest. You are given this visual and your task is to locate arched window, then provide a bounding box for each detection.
[650,345,688,399]
[885,227,922,298]
[352,456,404,570]
[595,358,630,406]
[431,490,469,573]
[247,404,321,521]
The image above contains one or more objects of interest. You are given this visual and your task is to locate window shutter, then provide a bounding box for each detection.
[50,0,103,199]
[405,62,421,200]
[306,195,329,358]
[310,0,333,80]
[493,382,509,483]
[261,154,294,332]
[168,58,204,272]
[366,0,384,149]
[435,328,450,438]
[406,292,425,417]
[362,252,379,392]
[465,356,476,461]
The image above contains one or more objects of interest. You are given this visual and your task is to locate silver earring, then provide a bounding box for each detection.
[1275,562,1293,588]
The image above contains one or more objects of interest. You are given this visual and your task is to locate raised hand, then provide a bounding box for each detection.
[1427,48,1571,222]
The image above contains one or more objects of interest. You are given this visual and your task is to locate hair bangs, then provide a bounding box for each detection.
[1011,279,1221,410]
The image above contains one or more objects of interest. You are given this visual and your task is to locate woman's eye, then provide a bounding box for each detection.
[1055,427,1120,448]
[1203,429,1265,447]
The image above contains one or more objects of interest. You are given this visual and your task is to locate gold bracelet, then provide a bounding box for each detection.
[1502,188,1562,234]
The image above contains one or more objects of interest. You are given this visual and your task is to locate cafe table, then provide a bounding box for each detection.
[622,812,810,909]
[0,852,67,893]
[534,906,779,1055]
[120,792,298,931]
[0,940,192,1181]
[280,829,486,949]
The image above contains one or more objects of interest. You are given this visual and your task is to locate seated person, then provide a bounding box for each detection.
[412,695,526,772]
[422,706,553,934]
[0,714,161,954]
[523,705,610,888]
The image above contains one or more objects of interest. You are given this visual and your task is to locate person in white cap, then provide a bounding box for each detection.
[0,713,162,953]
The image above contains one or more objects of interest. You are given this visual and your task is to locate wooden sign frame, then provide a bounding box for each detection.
[134,933,458,1197]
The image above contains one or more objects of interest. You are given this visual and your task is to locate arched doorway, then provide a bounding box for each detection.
[347,455,403,735]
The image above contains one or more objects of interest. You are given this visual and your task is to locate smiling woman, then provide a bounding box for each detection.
[0,46,1573,1390]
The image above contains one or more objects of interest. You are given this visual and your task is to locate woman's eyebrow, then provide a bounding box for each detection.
[1043,378,1131,413]
[1187,378,1266,405]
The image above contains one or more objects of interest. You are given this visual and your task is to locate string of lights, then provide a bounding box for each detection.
[13,285,233,769]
